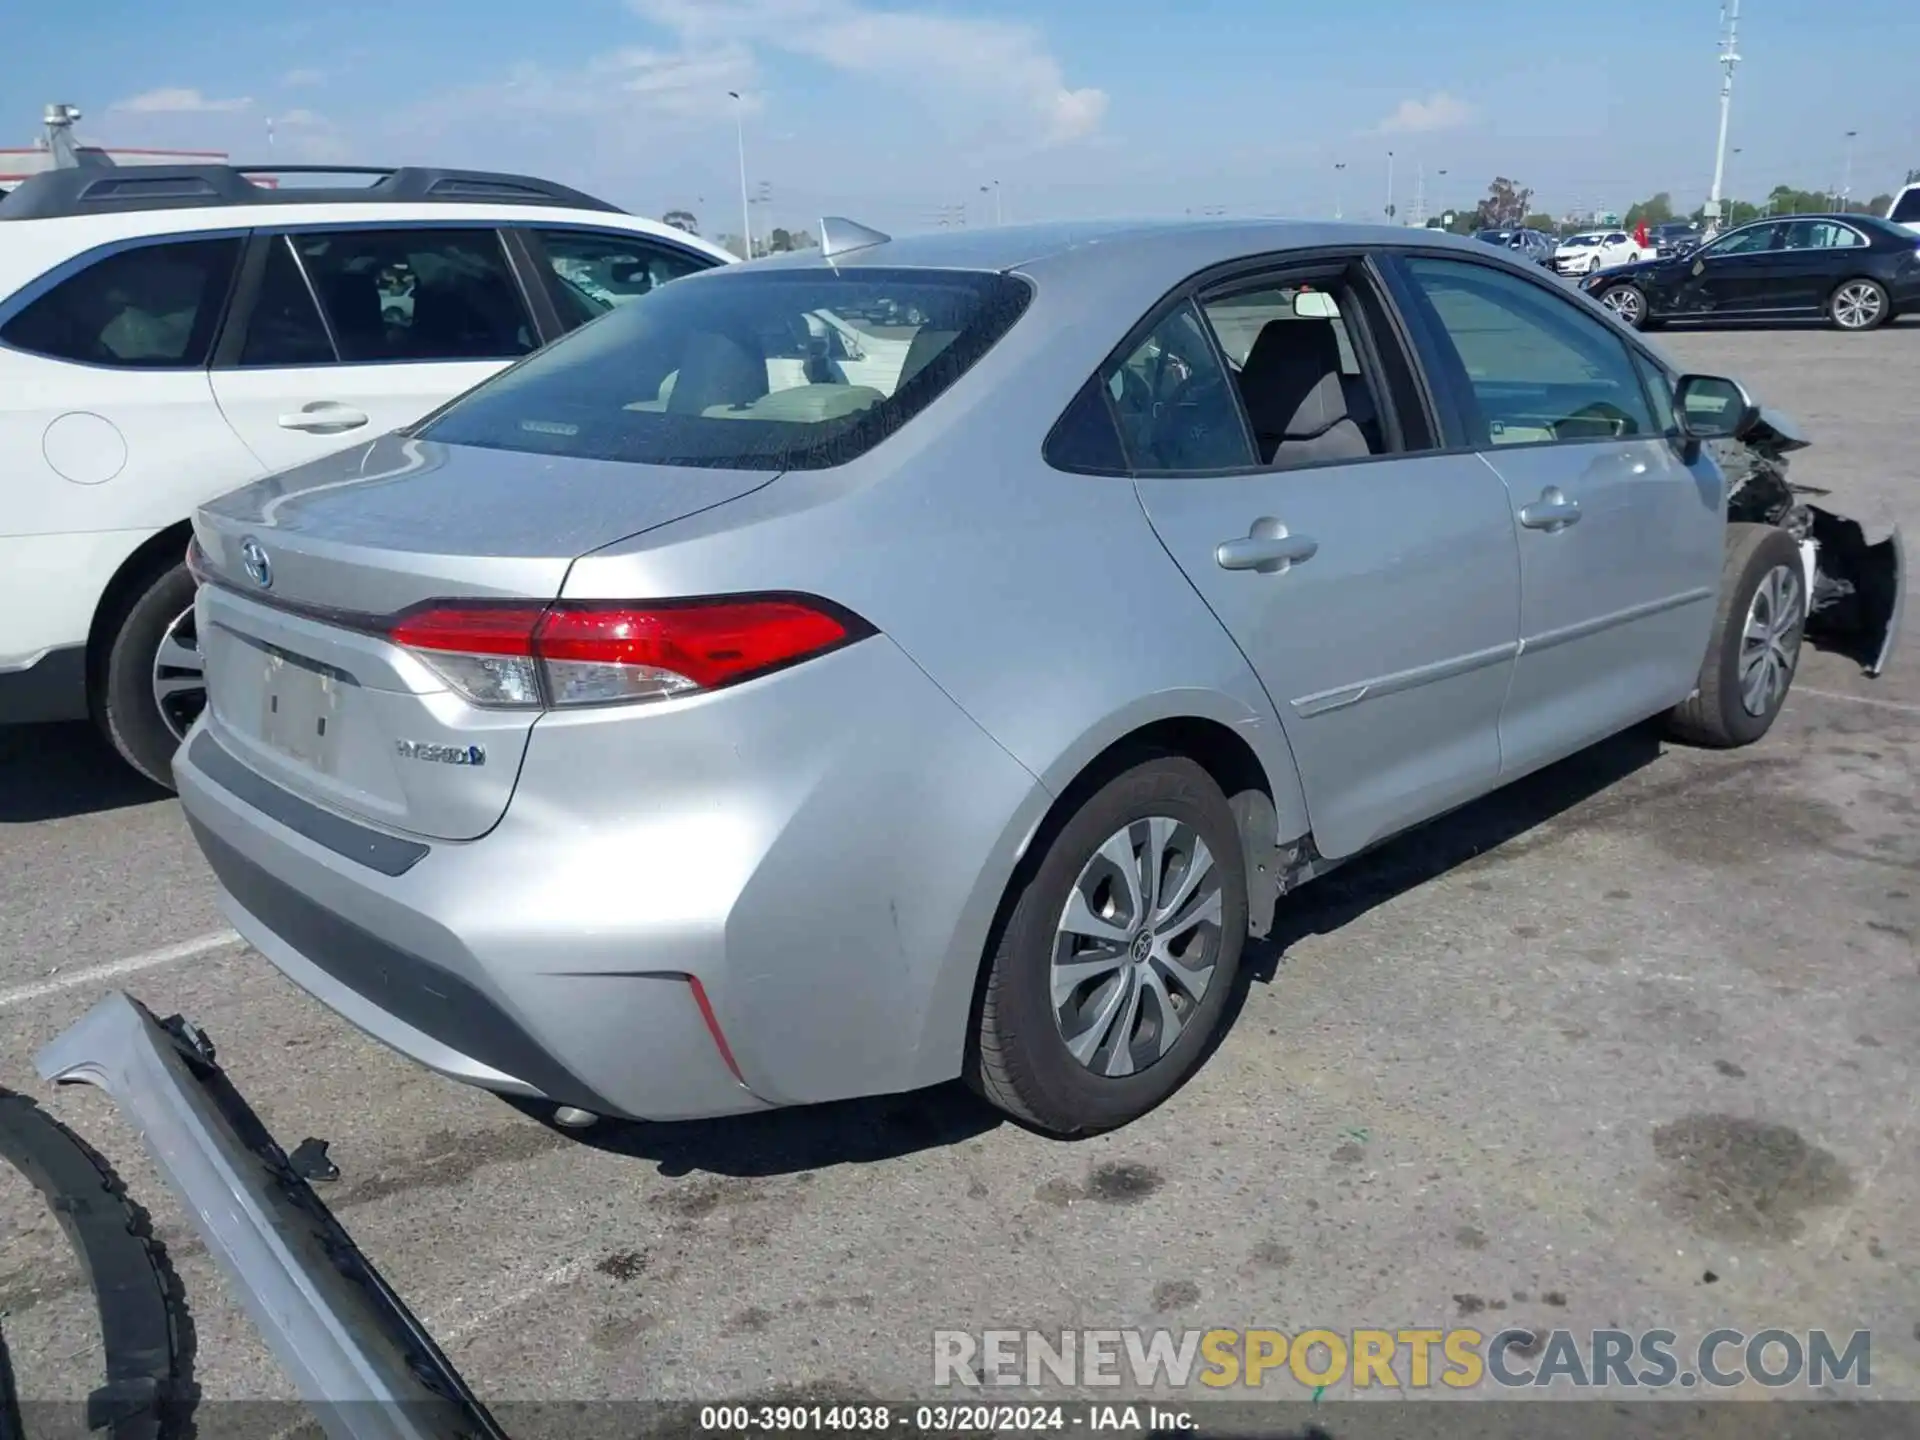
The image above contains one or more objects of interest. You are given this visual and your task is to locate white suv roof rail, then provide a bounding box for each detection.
[0,164,626,221]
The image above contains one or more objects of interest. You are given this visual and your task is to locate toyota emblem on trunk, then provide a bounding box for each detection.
[240,537,272,590]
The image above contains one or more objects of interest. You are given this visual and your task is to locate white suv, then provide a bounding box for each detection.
[1888,183,1920,235]
[0,164,733,785]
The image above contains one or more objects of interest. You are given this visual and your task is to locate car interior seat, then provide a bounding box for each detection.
[1236,318,1375,467]
[668,330,769,414]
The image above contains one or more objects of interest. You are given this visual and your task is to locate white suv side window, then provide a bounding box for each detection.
[275,228,537,363]
[531,228,714,330]
[0,238,242,368]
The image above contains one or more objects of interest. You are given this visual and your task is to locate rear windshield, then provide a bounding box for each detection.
[417,266,1031,470]
[1892,188,1920,223]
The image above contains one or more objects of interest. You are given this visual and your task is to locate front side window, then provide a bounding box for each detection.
[1400,256,1655,448]
[532,228,714,331]
[1,237,241,367]
[1705,223,1781,257]
[290,228,536,363]
[1102,301,1253,473]
[419,267,1031,470]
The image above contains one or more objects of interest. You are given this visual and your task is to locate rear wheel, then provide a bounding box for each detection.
[1666,523,1806,748]
[93,560,203,790]
[1828,278,1889,331]
[968,756,1248,1136]
[1598,282,1649,329]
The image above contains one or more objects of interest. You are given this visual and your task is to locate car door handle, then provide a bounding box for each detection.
[277,403,370,435]
[1518,488,1582,532]
[1216,519,1319,574]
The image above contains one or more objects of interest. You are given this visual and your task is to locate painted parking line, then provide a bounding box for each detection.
[0,929,243,1011]
[1795,686,1920,716]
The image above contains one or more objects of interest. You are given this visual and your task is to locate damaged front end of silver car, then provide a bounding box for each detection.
[1715,408,1905,678]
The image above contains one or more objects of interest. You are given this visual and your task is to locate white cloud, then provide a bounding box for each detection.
[270,108,328,128]
[281,68,326,88]
[112,87,254,114]
[629,0,1107,143]
[1375,92,1473,135]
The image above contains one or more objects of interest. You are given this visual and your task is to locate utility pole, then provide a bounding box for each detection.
[1706,0,1741,224]
[1333,161,1346,219]
[1385,150,1396,221]
[1839,129,1857,211]
[728,91,752,259]
[1414,162,1425,228]
[42,103,86,168]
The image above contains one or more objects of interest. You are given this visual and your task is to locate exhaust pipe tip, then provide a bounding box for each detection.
[552,1106,599,1130]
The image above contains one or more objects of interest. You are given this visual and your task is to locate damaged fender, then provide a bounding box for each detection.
[1714,408,1904,677]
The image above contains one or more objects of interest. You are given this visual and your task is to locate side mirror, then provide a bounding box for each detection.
[1674,373,1760,441]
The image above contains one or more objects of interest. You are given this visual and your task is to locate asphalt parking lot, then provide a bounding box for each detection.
[3,321,1917,1417]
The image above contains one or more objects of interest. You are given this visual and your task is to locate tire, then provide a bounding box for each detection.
[1666,523,1807,748]
[1598,282,1650,329]
[94,559,202,790]
[1828,278,1889,331]
[968,756,1248,1136]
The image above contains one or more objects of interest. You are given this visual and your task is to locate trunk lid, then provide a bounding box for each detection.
[192,433,778,841]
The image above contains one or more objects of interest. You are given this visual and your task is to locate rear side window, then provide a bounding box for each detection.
[239,236,336,367]
[1,237,241,367]
[418,267,1032,470]
[290,228,536,363]
[531,228,714,331]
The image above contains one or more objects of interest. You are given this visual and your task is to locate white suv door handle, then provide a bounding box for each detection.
[277,403,370,435]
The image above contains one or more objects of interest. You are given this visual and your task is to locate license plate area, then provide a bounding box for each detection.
[259,651,344,773]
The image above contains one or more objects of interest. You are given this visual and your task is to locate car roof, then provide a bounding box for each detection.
[741,216,1491,283]
[0,200,735,304]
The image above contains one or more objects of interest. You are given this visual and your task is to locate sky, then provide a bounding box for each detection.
[7,0,1917,238]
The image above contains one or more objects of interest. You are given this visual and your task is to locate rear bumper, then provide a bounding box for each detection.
[174,633,1046,1122]
[36,993,505,1439]
[0,643,87,724]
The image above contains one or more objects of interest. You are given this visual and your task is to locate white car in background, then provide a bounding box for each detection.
[1552,230,1647,276]
[0,162,732,786]
[1888,183,1920,235]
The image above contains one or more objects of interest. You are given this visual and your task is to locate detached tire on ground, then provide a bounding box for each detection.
[94,559,201,791]
[968,755,1248,1136]
[1667,522,1807,749]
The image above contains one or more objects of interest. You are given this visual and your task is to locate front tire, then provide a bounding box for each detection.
[1666,524,1806,748]
[968,756,1248,1136]
[1828,278,1889,331]
[94,560,203,790]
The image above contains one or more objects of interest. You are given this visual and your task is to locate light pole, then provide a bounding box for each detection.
[1840,129,1858,211]
[728,90,752,258]
[1385,150,1396,221]
[1707,0,1741,224]
[1333,161,1346,219]
[979,181,1003,225]
[1435,168,1448,228]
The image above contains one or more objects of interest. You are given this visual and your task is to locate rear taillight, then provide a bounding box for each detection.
[388,596,867,710]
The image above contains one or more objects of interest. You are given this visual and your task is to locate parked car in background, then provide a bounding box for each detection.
[0,163,732,786]
[1474,227,1555,267]
[1583,212,1920,331]
[1651,221,1703,258]
[172,217,1889,1139]
[1553,229,1647,275]
[1888,183,1920,235]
